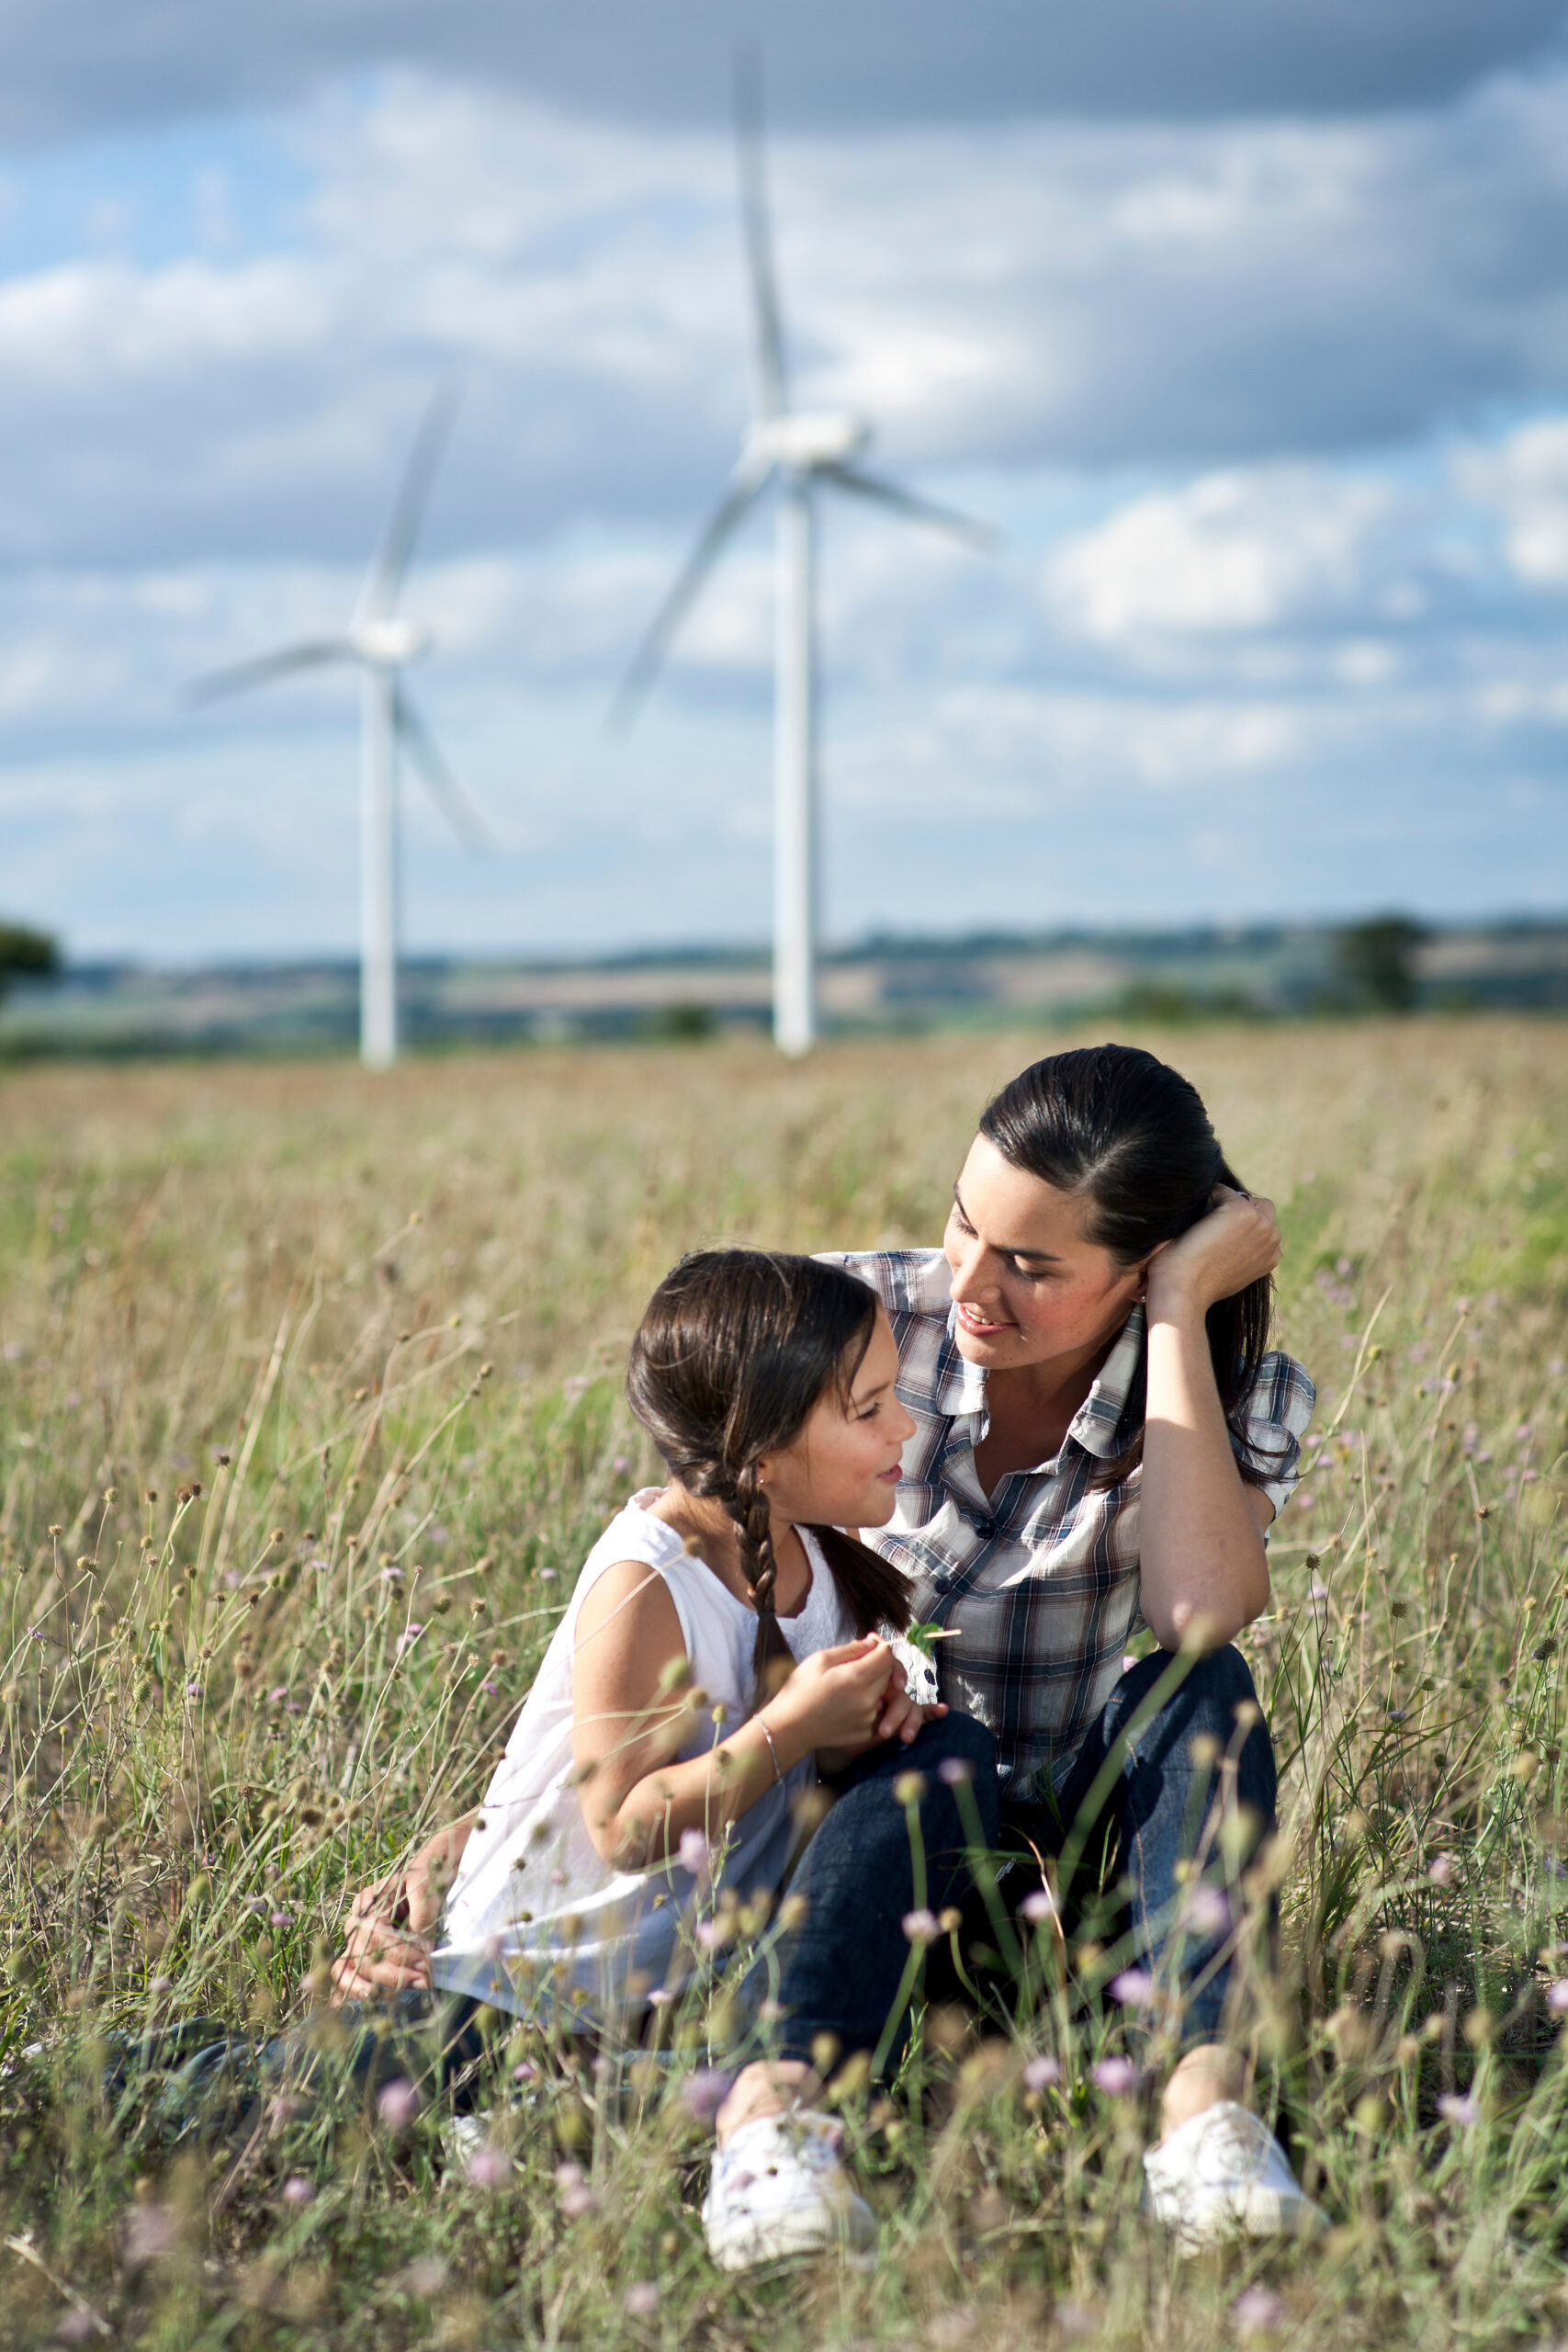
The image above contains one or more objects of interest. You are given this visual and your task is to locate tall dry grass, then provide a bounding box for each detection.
[2,1019,1566,2348]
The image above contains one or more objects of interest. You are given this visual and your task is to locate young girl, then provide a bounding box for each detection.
[332,1246,943,2052]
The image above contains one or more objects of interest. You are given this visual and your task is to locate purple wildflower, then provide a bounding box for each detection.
[1022,2055,1061,2091]
[1108,1968,1156,2008]
[681,2069,735,2124]
[377,2078,419,2132]
[1182,1885,1232,1937]
[1233,2285,1284,2337]
[678,1827,709,1879]
[1092,2057,1141,2097]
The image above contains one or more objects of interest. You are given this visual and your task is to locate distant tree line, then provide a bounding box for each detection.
[1331,913,1428,1012]
[0,922,61,1003]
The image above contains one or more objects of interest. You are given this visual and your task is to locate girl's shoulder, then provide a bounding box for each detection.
[578,1489,691,1578]
[570,1490,757,1644]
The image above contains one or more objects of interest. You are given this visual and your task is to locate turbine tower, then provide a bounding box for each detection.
[191,391,496,1069]
[612,58,994,1056]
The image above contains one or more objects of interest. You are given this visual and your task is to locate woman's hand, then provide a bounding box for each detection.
[330,1912,434,2005]
[1145,1185,1280,1318]
[328,1816,473,2007]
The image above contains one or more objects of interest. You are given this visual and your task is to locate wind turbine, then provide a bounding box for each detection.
[191,390,497,1069]
[611,58,995,1057]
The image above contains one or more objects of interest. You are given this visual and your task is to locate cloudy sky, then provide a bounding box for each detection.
[2,0,1566,963]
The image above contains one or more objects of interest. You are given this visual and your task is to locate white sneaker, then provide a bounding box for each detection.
[702,2111,876,2271]
[1143,2101,1326,2254]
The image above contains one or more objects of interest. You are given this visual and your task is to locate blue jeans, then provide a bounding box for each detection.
[1008,1644,1277,2044]
[102,1992,491,2143]
[760,1647,1274,2067]
[761,1711,1000,2066]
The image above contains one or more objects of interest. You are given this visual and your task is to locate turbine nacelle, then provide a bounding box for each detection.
[747,412,869,475]
[351,616,432,668]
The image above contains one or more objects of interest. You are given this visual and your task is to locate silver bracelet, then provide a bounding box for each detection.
[757,1716,785,1789]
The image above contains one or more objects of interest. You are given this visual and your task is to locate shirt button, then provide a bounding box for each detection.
[976,1518,995,1540]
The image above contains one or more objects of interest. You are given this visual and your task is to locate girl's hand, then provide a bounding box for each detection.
[1145,1185,1280,1317]
[766,1634,898,1754]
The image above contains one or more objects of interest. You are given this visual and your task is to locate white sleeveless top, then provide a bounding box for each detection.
[431,1491,856,2021]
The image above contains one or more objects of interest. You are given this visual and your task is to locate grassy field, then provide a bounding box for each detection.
[2,1018,1566,2349]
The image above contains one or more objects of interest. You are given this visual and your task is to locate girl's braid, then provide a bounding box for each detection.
[684,1454,791,1680]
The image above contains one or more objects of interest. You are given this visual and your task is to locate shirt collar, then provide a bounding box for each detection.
[934,1300,1145,1454]
[935,1314,989,1419]
[1067,1303,1145,1458]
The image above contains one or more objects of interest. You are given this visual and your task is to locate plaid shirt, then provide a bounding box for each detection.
[829,1250,1315,1791]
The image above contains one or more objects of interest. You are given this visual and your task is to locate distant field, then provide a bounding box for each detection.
[3,917,1566,1056]
[3,1020,1567,2349]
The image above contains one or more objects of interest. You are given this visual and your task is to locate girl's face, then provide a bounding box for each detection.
[943,1134,1147,1374]
[757,1308,915,1530]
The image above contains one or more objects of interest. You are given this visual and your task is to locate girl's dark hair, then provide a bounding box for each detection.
[626,1249,910,1679]
[978,1043,1278,1486]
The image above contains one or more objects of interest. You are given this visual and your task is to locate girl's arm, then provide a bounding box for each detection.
[572,1558,897,1869]
[1137,1188,1281,1655]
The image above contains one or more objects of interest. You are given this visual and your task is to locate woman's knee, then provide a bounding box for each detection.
[908,1711,1000,1838]
[1179,1643,1261,1719]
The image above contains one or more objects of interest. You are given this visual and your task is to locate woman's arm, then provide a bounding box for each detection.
[330,1813,477,2003]
[573,1558,900,1868]
[1137,1188,1281,1654]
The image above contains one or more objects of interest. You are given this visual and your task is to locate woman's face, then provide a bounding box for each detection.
[758,1308,915,1530]
[943,1134,1147,1374]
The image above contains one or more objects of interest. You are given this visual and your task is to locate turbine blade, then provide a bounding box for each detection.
[361,383,462,621]
[393,684,499,855]
[734,45,786,420]
[186,640,355,704]
[820,464,999,551]
[606,468,770,732]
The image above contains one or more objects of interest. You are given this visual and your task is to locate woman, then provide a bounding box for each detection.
[706,1041,1320,2258]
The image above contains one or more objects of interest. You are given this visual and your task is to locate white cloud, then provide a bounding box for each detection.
[0,255,331,386]
[0,61,1566,955]
[1463,413,1568,586]
[1045,469,1391,642]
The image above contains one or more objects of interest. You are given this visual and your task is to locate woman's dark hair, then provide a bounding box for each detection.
[626,1249,910,1680]
[978,1043,1278,1486]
